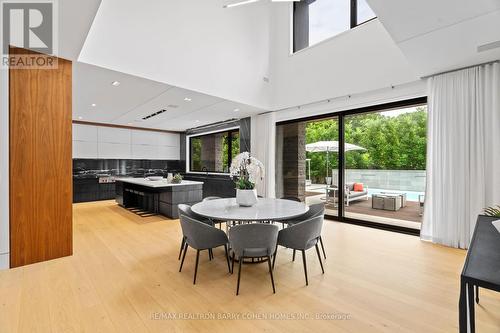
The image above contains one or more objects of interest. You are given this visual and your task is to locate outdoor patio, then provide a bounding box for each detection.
[305,189,423,230]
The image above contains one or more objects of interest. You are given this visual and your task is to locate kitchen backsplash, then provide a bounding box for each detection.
[73,159,182,179]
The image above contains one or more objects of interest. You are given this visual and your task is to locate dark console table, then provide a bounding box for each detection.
[459,215,500,332]
[115,178,203,219]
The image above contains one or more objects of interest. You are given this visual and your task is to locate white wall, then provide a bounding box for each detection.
[269,4,422,110]
[0,67,9,269]
[73,124,180,160]
[78,0,271,109]
[275,80,427,122]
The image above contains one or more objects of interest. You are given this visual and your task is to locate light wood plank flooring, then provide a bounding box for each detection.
[0,200,499,332]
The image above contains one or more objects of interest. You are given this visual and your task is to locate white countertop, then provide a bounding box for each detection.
[116,178,203,188]
[191,198,309,221]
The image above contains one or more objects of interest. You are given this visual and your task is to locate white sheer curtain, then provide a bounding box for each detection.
[421,62,500,249]
[251,113,276,198]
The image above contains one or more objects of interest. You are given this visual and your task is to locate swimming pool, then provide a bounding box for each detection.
[367,188,424,202]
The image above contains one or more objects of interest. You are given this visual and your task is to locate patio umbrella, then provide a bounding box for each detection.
[305,141,365,181]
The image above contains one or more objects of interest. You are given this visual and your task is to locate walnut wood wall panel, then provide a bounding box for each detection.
[9,47,73,268]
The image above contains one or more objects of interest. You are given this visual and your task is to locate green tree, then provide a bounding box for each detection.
[305,107,427,182]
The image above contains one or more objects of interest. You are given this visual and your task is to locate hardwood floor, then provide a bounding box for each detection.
[1,200,499,332]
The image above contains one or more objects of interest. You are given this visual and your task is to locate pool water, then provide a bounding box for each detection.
[367,188,424,202]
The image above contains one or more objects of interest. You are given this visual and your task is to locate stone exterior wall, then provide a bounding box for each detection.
[200,133,224,172]
[276,122,306,201]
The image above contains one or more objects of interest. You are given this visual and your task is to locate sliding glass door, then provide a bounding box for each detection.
[343,105,427,230]
[275,117,340,218]
[275,98,427,233]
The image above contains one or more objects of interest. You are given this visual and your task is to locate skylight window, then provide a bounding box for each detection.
[357,0,376,25]
[293,0,377,52]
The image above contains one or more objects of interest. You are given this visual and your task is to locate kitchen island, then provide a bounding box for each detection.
[115,178,203,218]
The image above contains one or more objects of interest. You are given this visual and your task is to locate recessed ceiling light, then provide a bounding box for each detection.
[91,103,96,107]
[111,81,120,86]
[233,108,240,112]
[184,97,192,102]
[195,120,200,122]
[78,116,83,120]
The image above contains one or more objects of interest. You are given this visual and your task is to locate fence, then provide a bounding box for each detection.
[330,169,426,192]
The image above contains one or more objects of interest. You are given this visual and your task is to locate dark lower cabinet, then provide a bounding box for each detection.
[115,181,124,206]
[158,185,203,218]
[99,183,115,200]
[183,174,236,198]
[73,179,116,203]
[115,181,203,219]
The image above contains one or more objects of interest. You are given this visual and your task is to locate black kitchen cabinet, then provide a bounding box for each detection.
[183,174,235,198]
[73,178,116,203]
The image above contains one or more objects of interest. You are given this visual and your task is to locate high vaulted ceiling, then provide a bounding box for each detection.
[56,0,500,131]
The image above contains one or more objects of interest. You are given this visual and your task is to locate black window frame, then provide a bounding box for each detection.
[293,0,377,53]
[276,97,428,236]
[188,128,240,174]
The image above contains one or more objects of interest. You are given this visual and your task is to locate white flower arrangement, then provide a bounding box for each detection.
[230,152,264,190]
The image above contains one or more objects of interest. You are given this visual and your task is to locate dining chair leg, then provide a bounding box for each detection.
[302,250,308,286]
[179,243,188,272]
[319,236,326,260]
[267,256,276,294]
[231,253,235,274]
[315,244,324,274]
[208,248,213,261]
[224,245,231,273]
[272,244,278,270]
[292,249,296,262]
[236,257,243,295]
[193,249,200,285]
[178,236,185,260]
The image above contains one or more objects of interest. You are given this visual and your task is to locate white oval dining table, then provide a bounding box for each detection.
[191,198,309,222]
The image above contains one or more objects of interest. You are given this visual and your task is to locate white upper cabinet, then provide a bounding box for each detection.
[132,144,158,159]
[131,130,158,146]
[98,142,132,159]
[73,141,98,158]
[72,124,180,160]
[98,127,131,144]
[73,124,98,142]
[157,132,180,147]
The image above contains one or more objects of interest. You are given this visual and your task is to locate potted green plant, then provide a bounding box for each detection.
[484,205,500,217]
[230,152,264,207]
[171,173,183,184]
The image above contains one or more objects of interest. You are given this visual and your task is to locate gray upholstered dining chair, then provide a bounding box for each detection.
[228,223,279,295]
[272,215,325,286]
[178,204,214,260]
[286,203,327,260]
[178,214,231,284]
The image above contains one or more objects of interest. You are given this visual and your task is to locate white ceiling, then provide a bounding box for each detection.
[367,0,500,76]
[78,0,271,110]
[73,62,262,131]
[72,0,500,131]
[58,0,102,60]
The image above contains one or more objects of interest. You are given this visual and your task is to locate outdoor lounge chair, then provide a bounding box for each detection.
[327,182,369,206]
